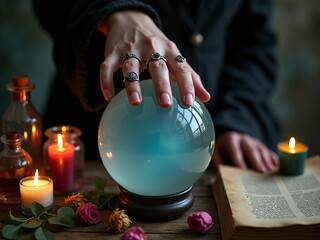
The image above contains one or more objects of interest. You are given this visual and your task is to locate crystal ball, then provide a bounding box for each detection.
[98,79,215,196]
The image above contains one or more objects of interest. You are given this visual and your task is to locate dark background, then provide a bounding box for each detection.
[1,0,319,157]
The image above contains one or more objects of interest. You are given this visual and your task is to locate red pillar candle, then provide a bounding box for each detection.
[48,133,75,192]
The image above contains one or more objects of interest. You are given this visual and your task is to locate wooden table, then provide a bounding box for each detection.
[0,161,222,240]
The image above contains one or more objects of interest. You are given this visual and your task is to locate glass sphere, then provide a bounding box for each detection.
[98,79,215,196]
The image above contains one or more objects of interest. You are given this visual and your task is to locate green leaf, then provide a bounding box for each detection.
[21,217,43,229]
[8,211,28,223]
[31,202,46,217]
[34,227,55,240]
[48,216,75,228]
[57,207,75,217]
[1,224,22,239]
[93,176,107,190]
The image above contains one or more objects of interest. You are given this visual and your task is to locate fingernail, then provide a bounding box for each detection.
[260,165,267,172]
[130,91,141,105]
[184,93,194,106]
[104,88,112,101]
[159,92,171,106]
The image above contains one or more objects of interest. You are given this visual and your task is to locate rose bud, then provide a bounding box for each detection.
[108,208,132,233]
[187,211,213,234]
[120,226,147,240]
[76,202,102,225]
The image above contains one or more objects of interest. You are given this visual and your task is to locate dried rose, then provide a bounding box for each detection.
[187,211,213,234]
[120,226,147,240]
[76,202,101,225]
[63,193,89,211]
[108,208,132,233]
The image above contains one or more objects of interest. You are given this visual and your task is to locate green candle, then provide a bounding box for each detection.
[278,137,308,176]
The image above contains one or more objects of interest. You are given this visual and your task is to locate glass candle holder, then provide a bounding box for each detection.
[43,125,84,193]
[20,175,53,215]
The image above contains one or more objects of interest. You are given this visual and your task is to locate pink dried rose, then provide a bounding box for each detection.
[76,202,102,225]
[187,211,213,234]
[120,226,147,240]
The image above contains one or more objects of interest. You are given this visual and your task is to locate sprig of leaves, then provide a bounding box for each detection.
[82,176,118,210]
[1,202,76,240]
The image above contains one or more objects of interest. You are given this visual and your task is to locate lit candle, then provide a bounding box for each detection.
[20,170,54,215]
[277,137,308,176]
[48,133,75,192]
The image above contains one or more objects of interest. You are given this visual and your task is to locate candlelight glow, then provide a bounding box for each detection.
[34,169,39,186]
[57,133,63,149]
[289,137,296,149]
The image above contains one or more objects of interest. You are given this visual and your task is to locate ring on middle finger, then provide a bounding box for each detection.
[123,71,139,83]
[147,52,167,70]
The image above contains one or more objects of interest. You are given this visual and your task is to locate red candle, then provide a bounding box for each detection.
[48,133,75,192]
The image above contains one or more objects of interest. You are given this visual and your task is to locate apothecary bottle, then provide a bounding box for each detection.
[43,125,84,193]
[1,75,43,174]
[0,132,33,204]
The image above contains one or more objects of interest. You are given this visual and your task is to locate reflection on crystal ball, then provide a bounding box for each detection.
[98,79,215,196]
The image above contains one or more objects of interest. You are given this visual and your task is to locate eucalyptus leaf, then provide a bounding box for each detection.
[21,217,43,229]
[57,207,75,217]
[1,224,22,240]
[8,211,28,223]
[34,227,55,240]
[31,202,46,217]
[93,176,107,190]
[48,215,76,228]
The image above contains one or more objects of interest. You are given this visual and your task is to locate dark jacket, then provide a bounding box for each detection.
[33,0,281,159]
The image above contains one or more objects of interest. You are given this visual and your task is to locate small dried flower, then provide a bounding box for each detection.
[76,202,102,225]
[187,211,213,234]
[108,208,132,233]
[120,226,147,240]
[63,193,89,211]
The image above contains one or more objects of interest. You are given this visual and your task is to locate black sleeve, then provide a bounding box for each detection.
[32,0,161,111]
[212,0,281,150]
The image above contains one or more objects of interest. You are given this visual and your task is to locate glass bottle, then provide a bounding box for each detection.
[0,132,33,204]
[1,75,43,174]
[43,125,84,193]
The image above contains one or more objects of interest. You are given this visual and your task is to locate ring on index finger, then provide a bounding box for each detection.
[123,52,142,73]
[147,52,167,70]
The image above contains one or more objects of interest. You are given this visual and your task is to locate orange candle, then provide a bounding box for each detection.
[48,134,75,192]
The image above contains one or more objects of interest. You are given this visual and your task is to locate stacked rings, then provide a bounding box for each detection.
[147,52,167,70]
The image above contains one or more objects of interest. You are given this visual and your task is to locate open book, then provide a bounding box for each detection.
[212,155,320,240]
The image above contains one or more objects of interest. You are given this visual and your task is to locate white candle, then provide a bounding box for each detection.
[20,170,54,212]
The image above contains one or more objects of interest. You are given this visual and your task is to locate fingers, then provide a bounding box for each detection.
[213,132,279,173]
[122,52,142,105]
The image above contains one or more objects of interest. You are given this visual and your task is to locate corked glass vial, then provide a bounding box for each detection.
[0,132,33,204]
[1,75,43,174]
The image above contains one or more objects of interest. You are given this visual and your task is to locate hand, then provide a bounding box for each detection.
[98,10,211,107]
[212,132,279,172]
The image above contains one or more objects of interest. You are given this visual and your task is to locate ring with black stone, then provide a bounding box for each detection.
[123,71,139,83]
[147,52,167,70]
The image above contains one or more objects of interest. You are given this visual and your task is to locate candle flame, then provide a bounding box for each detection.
[57,133,63,149]
[34,169,39,186]
[289,137,296,149]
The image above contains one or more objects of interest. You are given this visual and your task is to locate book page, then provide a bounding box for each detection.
[219,155,320,228]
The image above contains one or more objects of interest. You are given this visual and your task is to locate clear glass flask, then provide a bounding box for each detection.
[0,132,33,204]
[1,75,43,174]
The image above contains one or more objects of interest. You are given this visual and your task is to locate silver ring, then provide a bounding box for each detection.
[123,52,141,64]
[123,71,139,83]
[147,52,167,70]
[123,52,142,73]
[175,55,186,63]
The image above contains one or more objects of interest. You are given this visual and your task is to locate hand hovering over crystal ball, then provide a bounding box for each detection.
[33,0,281,173]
